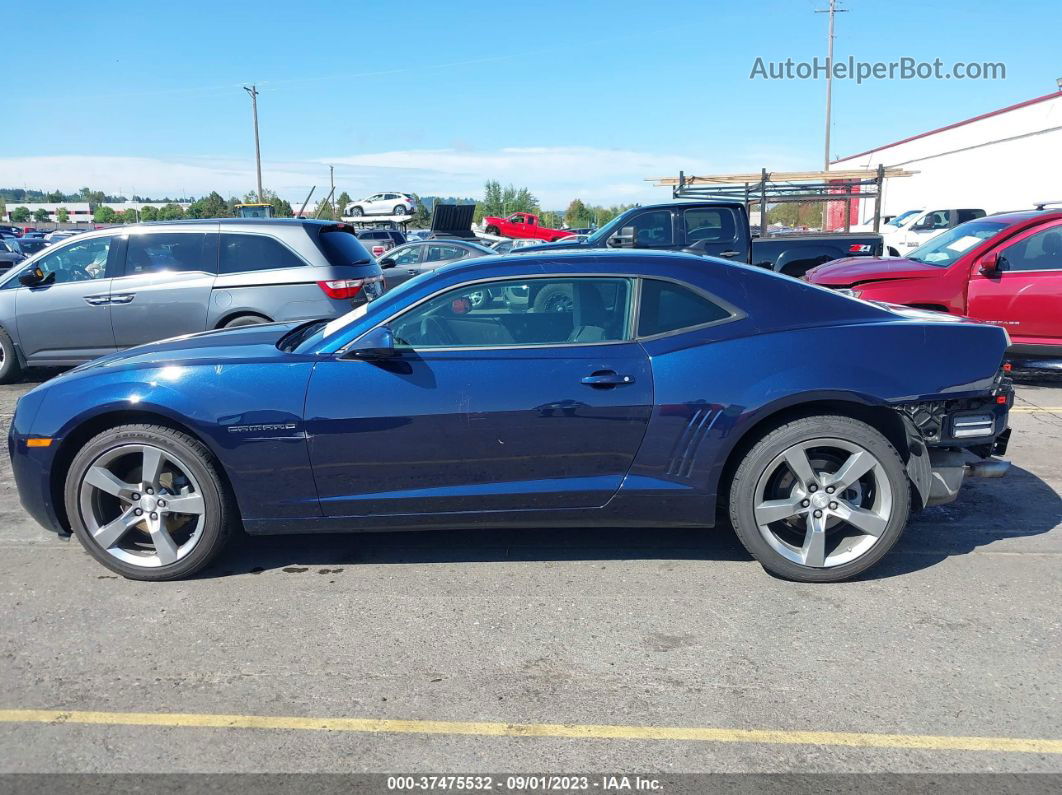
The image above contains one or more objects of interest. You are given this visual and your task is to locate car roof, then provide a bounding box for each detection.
[986,209,1062,224]
[437,248,715,278]
[133,218,341,230]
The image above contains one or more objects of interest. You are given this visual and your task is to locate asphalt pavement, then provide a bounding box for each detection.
[0,371,1059,775]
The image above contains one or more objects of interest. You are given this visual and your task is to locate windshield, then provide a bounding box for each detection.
[586,212,632,245]
[907,220,1008,267]
[886,210,921,228]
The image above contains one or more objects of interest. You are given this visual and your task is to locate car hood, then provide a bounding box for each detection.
[805,256,948,286]
[70,321,301,373]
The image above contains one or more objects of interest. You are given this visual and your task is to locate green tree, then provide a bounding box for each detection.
[55,207,70,223]
[139,205,159,222]
[93,205,117,224]
[336,192,351,217]
[767,202,820,228]
[187,191,231,219]
[314,200,336,220]
[475,180,539,225]
[33,208,51,223]
[157,203,186,221]
[564,199,590,228]
[410,194,433,228]
[46,190,65,203]
[10,207,31,222]
[270,196,294,218]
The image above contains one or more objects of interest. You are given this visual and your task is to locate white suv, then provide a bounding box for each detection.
[346,192,415,217]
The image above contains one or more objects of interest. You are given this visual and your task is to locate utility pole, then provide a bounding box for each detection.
[816,0,847,230]
[243,85,264,203]
[329,165,336,219]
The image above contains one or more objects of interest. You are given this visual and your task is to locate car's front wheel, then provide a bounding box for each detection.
[728,415,910,582]
[64,424,234,580]
[349,206,364,217]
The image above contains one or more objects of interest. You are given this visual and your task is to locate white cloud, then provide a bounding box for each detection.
[0,146,806,208]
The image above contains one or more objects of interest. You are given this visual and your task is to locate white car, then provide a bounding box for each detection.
[346,192,416,217]
[852,208,986,256]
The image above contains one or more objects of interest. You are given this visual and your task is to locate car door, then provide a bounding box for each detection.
[902,210,949,252]
[305,275,653,516]
[12,234,118,364]
[380,242,426,290]
[967,221,1062,346]
[109,229,218,349]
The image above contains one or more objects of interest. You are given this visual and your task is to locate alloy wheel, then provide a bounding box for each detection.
[752,438,893,568]
[78,444,207,568]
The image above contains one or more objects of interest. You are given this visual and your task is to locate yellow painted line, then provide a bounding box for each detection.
[0,709,1059,755]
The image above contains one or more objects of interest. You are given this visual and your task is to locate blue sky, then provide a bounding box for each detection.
[2,0,1058,207]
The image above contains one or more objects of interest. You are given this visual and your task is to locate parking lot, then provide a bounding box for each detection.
[0,372,1060,775]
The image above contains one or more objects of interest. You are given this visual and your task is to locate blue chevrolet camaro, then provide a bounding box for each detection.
[8,250,1013,582]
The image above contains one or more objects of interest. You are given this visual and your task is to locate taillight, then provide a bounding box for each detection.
[317,275,382,300]
[371,244,386,256]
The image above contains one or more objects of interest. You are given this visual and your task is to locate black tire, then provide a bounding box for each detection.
[394,205,407,216]
[532,283,574,313]
[728,415,910,583]
[349,206,364,217]
[0,327,23,385]
[222,314,270,329]
[64,424,234,581]
[485,225,500,236]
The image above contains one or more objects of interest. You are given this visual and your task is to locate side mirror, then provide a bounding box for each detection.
[19,267,44,287]
[379,257,396,269]
[606,226,635,248]
[348,325,399,360]
[979,251,1001,275]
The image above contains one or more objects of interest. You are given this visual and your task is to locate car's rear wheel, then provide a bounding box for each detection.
[394,205,407,216]
[0,327,23,385]
[64,424,233,581]
[222,314,270,329]
[485,226,500,236]
[728,415,910,582]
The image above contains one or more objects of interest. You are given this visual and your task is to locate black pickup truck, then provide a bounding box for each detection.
[519,200,883,277]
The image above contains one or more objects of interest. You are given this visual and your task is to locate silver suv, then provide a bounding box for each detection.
[0,219,382,383]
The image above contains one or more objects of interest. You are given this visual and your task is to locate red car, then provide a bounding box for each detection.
[482,212,570,242]
[805,209,1062,360]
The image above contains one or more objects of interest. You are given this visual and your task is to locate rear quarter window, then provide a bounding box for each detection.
[219,233,306,274]
[319,229,373,266]
[638,279,733,337]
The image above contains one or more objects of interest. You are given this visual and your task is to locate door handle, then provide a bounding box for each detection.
[719,250,740,258]
[110,293,135,304]
[580,371,634,388]
[83,295,110,306]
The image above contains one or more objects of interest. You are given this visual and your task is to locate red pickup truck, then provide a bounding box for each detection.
[805,209,1062,360]
[482,212,570,242]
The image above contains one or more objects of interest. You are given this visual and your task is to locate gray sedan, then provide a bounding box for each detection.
[379,239,495,290]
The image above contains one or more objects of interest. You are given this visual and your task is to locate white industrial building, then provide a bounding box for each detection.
[2,200,191,223]
[831,89,1062,222]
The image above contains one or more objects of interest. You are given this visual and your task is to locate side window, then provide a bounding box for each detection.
[1000,226,1062,272]
[630,210,674,249]
[33,236,112,284]
[425,244,463,262]
[922,211,949,230]
[390,277,632,349]
[125,233,214,275]
[956,209,985,223]
[638,279,733,337]
[219,233,306,274]
[391,245,424,266]
[685,208,737,243]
